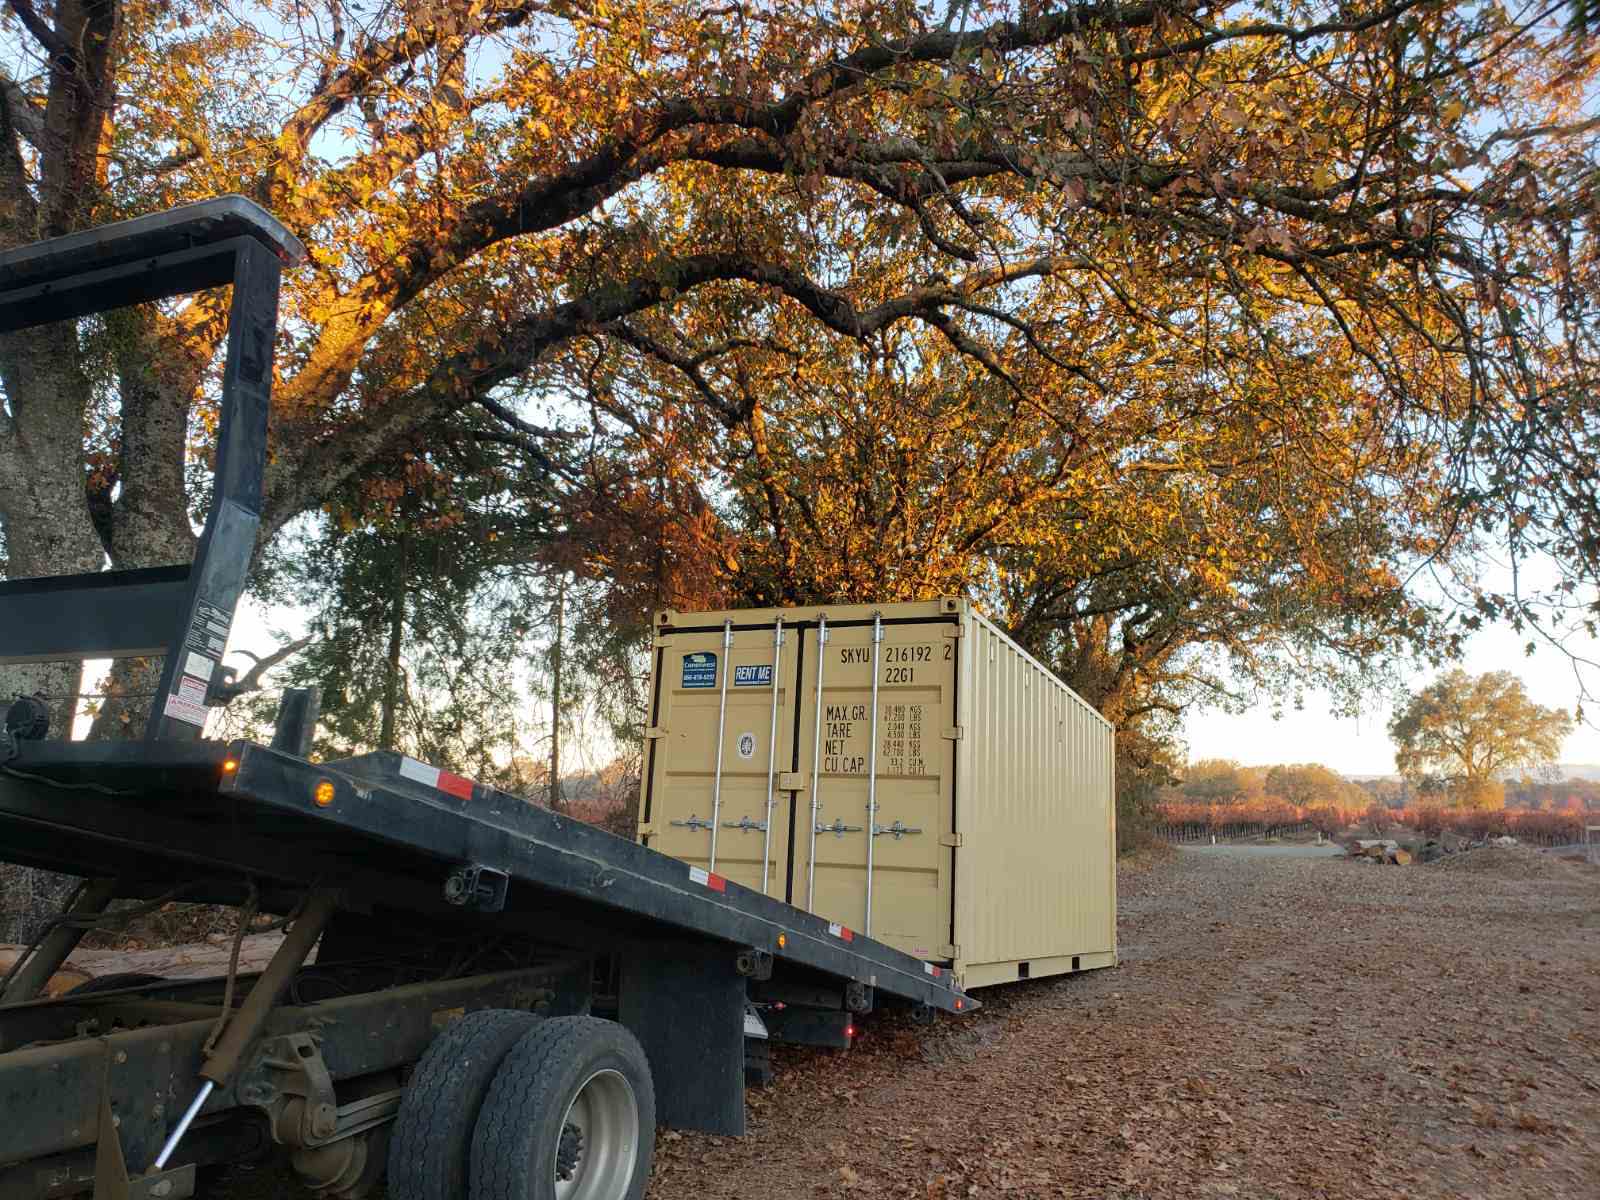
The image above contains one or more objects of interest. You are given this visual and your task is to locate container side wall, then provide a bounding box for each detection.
[954,611,1116,984]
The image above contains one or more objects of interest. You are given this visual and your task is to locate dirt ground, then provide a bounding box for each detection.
[194,845,1600,1199]
[647,845,1600,1200]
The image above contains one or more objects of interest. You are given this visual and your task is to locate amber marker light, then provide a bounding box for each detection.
[776,933,786,949]
[314,779,336,807]
[221,758,238,774]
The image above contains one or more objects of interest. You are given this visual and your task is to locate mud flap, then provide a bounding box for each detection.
[617,939,745,1135]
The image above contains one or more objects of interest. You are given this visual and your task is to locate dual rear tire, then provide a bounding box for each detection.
[390,1012,654,1200]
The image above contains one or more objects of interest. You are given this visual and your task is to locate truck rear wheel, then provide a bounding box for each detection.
[470,1016,654,1200]
[389,1009,543,1200]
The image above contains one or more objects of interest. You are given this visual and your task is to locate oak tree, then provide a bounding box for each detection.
[0,0,1596,744]
[1389,669,1574,807]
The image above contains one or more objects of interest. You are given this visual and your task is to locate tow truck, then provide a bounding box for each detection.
[0,198,972,1200]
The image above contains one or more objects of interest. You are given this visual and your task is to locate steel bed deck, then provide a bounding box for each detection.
[0,738,973,1014]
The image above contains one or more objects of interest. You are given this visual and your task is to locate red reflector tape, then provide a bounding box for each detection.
[923,963,941,977]
[689,866,727,892]
[436,770,474,800]
[399,757,473,800]
[826,922,853,942]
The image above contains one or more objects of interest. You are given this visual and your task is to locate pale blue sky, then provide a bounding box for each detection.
[1182,616,1600,775]
[221,587,1600,778]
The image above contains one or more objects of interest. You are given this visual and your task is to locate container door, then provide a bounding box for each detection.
[642,619,796,898]
[793,617,955,961]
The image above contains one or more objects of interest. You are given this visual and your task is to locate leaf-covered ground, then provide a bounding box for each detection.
[648,846,1600,1199]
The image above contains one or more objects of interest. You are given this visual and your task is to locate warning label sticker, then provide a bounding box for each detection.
[163,692,208,727]
[736,732,757,759]
[185,651,215,682]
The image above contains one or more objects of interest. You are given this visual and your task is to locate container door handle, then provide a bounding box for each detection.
[722,815,768,833]
[708,619,734,871]
[805,614,829,912]
[816,818,863,838]
[670,814,714,833]
[873,820,923,839]
[760,615,784,893]
[863,611,884,936]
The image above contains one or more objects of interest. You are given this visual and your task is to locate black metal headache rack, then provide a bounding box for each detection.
[0,196,306,741]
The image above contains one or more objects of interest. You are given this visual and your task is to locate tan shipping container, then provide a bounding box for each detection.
[636,598,1117,989]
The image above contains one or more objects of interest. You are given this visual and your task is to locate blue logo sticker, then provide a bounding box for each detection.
[734,664,774,687]
[682,652,717,689]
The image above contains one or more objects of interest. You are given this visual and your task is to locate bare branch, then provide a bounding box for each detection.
[3,0,71,62]
[214,636,313,702]
[0,68,43,147]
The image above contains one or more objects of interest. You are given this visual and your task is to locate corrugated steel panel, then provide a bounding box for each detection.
[953,610,1116,985]
[639,599,1116,990]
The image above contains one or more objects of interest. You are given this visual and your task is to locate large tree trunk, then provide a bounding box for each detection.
[0,329,104,943]
[87,307,204,740]
[0,0,138,938]
[0,325,104,731]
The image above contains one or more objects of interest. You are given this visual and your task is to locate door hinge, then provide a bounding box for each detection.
[637,824,657,839]
[939,833,963,848]
[646,726,668,740]
[939,944,960,960]
[778,771,804,791]
[942,725,964,740]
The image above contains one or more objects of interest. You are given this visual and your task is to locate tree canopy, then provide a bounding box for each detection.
[2,0,1598,742]
[1389,668,1574,805]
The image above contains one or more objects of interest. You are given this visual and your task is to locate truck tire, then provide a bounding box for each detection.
[470,1016,655,1200]
[389,1009,543,1200]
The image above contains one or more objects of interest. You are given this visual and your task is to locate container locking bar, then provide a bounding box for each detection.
[805,614,829,912]
[760,615,785,892]
[864,612,883,936]
[707,619,733,871]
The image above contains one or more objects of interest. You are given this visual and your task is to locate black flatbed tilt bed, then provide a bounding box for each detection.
[1,737,970,1019]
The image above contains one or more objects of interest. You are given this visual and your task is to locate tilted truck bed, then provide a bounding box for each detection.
[0,737,972,1017]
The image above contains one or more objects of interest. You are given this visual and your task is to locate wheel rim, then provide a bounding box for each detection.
[553,1068,639,1200]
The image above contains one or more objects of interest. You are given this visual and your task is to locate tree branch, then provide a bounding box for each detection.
[0,68,43,147]
[214,636,313,702]
[3,0,72,61]
[263,252,1062,527]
